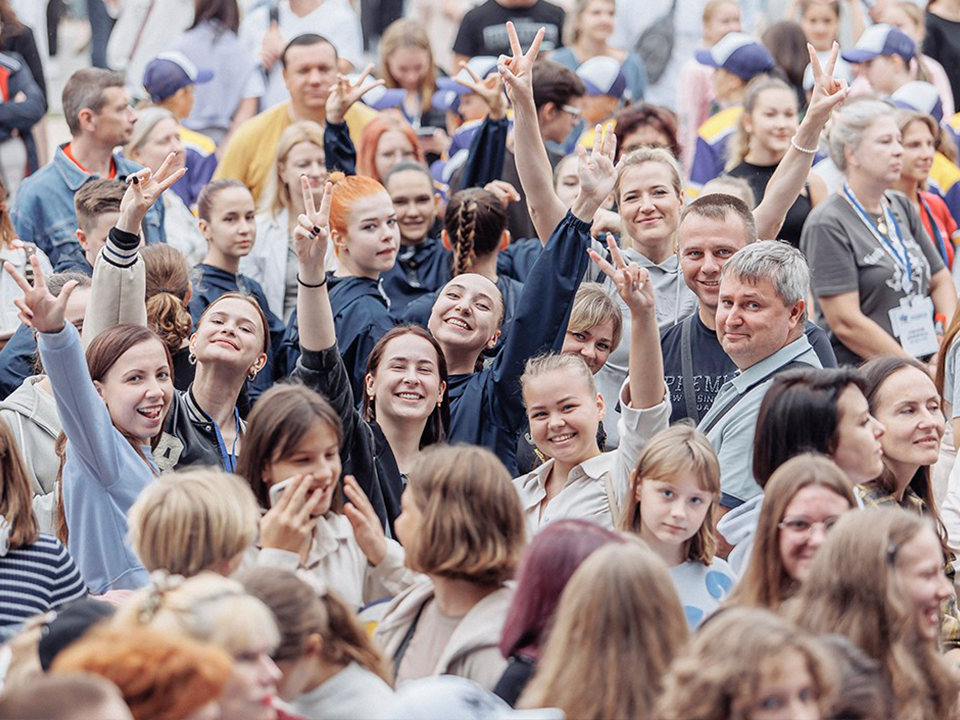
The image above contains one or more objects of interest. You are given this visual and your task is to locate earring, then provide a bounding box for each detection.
[247,369,258,381]
[188,352,197,366]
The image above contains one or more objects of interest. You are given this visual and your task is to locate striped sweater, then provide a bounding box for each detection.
[0,534,87,639]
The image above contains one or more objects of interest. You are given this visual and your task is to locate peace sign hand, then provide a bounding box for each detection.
[456,61,507,120]
[4,254,78,334]
[117,152,187,235]
[805,42,849,127]
[575,127,618,211]
[326,65,384,125]
[587,234,655,318]
[497,21,545,106]
[294,176,333,284]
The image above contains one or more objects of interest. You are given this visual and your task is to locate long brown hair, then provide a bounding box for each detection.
[0,417,40,549]
[729,453,855,610]
[379,19,437,99]
[0,174,16,249]
[239,567,392,684]
[142,244,192,356]
[518,542,689,719]
[788,508,959,720]
[234,383,343,509]
[362,325,449,447]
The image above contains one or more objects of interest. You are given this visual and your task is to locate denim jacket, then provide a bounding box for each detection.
[11,144,166,268]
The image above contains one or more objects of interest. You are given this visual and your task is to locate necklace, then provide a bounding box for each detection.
[875,213,888,236]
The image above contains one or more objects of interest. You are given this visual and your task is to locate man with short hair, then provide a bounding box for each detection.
[662,193,836,425]
[55,178,126,274]
[215,33,377,203]
[12,69,164,269]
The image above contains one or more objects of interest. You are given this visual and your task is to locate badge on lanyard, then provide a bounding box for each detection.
[888,295,938,358]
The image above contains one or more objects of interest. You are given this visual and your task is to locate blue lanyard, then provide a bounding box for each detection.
[919,194,949,265]
[842,184,912,293]
[212,407,241,473]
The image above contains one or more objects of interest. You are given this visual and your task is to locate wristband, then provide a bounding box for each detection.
[790,136,818,155]
[297,273,327,289]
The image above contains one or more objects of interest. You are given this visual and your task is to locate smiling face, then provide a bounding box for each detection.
[375,130,418,181]
[894,526,953,642]
[367,333,446,425]
[334,191,400,278]
[281,141,327,208]
[800,1,839,51]
[428,274,503,359]
[283,42,339,111]
[678,212,748,312]
[899,120,936,185]
[261,420,342,517]
[832,385,885,483]
[561,319,616,374]
[716,274,804,370]
[778,485,851,583]
[220,642,282,720]
[636,472,713,560]
[747,649,820,720]
[846,115,903,187]
[200,186,257,260]
[524,367,604,465]
[617,162,683,252]
[872,366,944,474]
[133,116,184,175]
[745,87,799,161]
[192,297,268,377]
[386,45,431,91]
[386,168,437,244]
[95,338,173,445]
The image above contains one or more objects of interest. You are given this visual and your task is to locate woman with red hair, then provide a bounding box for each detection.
[357,115,423,183]
[280,173,400,401]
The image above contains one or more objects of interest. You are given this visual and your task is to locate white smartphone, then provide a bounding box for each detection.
[268,477,297,508]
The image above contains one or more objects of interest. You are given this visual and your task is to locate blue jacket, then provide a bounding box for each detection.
[188,263,284,400]
[281,274,396,400]
[171,145,218,208]
[37,323,152,595]
[445,210,590,474]
[12,144,165,269]
[380,237,452,315]
[0,323,37,400]
[0,52,46,173]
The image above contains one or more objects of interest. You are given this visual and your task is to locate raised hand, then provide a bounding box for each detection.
[343,475,387,566]
[294,176,333,284]
[456,62,507,120]
[117,153,187,235]
[587,234,655,318]
[805,42,849,126]
[326,65,384,125]
[497,21,545,106]
[259,474,325,554]
[4,255,78,334]
[573,126,618,219]
[484,179,521,208]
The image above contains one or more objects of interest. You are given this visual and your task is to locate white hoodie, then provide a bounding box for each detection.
[716,494,764,578]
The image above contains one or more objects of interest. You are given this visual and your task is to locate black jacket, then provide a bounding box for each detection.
[155,385,245,473]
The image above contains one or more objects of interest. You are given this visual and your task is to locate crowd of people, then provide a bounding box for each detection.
[1,0,960,717]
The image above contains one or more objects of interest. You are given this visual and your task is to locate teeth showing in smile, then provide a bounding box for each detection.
[550,433,576,443]
[397,393,422,400]
[137,406,162,420]
[447,318,469,330]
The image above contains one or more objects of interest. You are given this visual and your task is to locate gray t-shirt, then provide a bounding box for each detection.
[800,191,945,366]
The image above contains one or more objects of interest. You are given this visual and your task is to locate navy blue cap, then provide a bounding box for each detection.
[143,52,214,103]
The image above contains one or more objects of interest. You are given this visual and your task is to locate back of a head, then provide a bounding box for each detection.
[51,626,233,720]
[0,673,132,720]
[127,468,259,577]
[519,542,688,719]
[141,244,192,356]
[0,415,40,550]
[819,634,893,720]
[74,178,125,235]
[444,188,507,277]
[533,59,586,110]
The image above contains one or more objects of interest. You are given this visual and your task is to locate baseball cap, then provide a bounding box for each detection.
[576,56,627,99]
[891,80,945,123]
[349,73,406,111]
[143,52,214,103]
[391,676,564,720]
[695,32,776,81]
[840,24,915,64]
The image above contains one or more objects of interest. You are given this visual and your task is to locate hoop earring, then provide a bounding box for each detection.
[188,352,197,366]
[247,369,258,381]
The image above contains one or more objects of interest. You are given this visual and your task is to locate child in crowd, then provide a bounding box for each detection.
[620,424,736,629]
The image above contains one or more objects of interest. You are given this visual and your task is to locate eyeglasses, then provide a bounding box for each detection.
[561,104,582,119]
[778,516,841,537]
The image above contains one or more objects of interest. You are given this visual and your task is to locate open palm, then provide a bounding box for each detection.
[4,254,78,333]
[577,127,618,206]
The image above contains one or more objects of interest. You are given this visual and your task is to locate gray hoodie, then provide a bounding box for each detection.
[0,374,61,534]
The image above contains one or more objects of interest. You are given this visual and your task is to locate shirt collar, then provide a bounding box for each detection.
[624,248,680,272]
[730,335,812,394]
[304,514,350,564]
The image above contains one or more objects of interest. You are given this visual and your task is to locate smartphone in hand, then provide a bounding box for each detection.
[268,476,297,508]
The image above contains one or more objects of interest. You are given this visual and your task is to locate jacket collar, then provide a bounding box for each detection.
[53,144,143,192]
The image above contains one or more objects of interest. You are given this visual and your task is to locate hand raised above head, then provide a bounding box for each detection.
[805,41,850,125]
[587,234,656,317]
[117,154,187,235]
[497,21,545,105]
[576,127,618,206]
[294,176,333,283]
[326,65,384,125]
[4,255,78,334]
[456,62,507,120]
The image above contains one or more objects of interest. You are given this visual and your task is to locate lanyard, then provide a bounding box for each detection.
[212,407,241,473]
[919,194,949,265]
[842,184,913,294]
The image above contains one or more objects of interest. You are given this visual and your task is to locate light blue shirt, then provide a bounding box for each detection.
[698,335,821,505]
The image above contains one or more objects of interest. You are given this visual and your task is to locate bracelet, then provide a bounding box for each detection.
[790,136,818,155]
[297,273,327,289]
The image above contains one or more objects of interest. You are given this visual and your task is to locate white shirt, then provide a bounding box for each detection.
[163,194,207,268]
[513,379,670,536]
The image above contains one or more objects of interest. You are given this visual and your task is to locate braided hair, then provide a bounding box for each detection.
[444,188,507,278]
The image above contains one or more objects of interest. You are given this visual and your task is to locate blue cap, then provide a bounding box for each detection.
[142,52,214,102]
[892,80,944,123]
[576,56,627,98]
[695,32,776,81]
[841,24,915,64]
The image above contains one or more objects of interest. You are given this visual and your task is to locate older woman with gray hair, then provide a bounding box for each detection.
[124,106,207,266]
[800,97,957,366]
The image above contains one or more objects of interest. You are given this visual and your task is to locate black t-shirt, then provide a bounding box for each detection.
[660,313,838,424]
[728,160,812,248]
[452,0,565,59]
[925,12,960,110]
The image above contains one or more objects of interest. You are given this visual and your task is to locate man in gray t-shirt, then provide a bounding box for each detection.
[801,191,945,366]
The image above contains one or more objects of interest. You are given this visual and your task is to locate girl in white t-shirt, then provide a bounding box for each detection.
[619,424,737,629]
